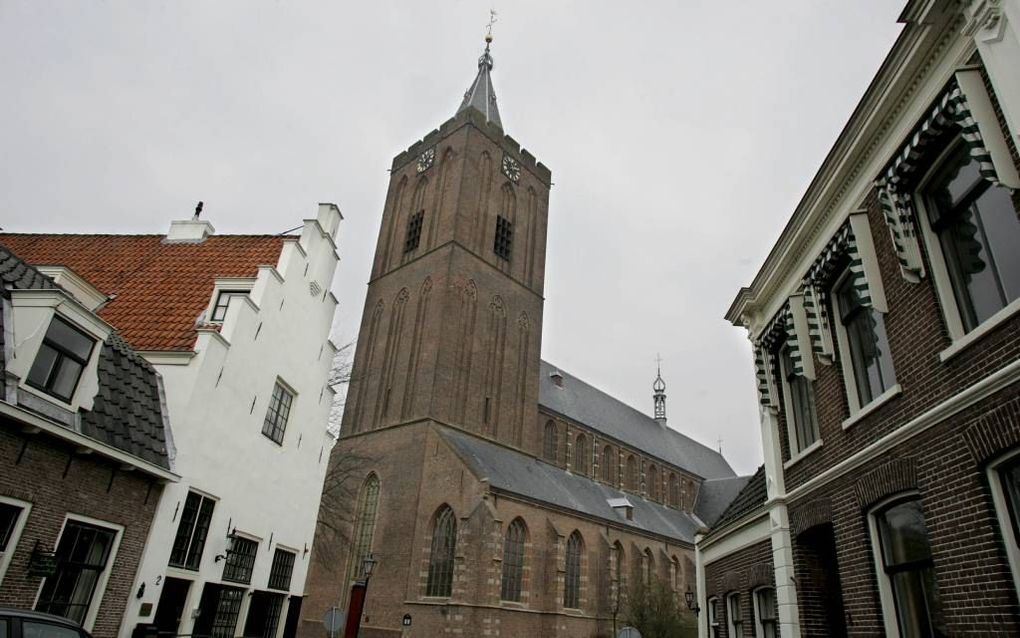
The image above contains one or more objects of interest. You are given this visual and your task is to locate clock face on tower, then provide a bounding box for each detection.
[501,154,521,183]
[417,147,435,173]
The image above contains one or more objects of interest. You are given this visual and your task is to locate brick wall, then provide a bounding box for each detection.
[302,422,697,638]
[0,423,162,638]
[702,539,775,638]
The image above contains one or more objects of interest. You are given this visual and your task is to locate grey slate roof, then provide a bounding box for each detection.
[457,44,502,129]
[694,475,753,528]
[0,243,171,470]
[538,360,736,480]
[441,427,704,543]
[707,465,767,533]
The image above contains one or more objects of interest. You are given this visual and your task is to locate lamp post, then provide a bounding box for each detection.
[342,554,377,638]
[684,586,700,616]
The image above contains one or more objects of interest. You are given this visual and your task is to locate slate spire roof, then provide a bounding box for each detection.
[456,36,503,129]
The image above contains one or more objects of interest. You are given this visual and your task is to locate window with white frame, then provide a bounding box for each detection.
[778,341,820,454]
[726,592,743,636]
[35,519,119,625]
[870,495,947,637]
[834,269,897,409]
[0,499,30,585]
[707,597,720,638]
[210,290,249,322]
[918,139,1020,336]
[988,451,1020,600]
[26,315,95,403]
[753,586,778,638]
[262,381,294,444]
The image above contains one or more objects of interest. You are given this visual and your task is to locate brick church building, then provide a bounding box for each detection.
[702,1,1020,636]
[300,38,739,638]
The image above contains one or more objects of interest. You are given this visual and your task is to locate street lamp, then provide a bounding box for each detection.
[684,586,700,616]
[343,554,379,638]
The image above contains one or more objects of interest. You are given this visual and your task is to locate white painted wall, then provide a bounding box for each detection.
[120,204,342,638]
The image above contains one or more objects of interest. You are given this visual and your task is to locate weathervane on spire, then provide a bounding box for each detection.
[486,9,498,45]
[653,354,667,425]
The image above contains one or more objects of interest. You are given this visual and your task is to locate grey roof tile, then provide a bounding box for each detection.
[694,475,753,528]
[707,466,767,532]
[0,243,170,469]
[538,360,736,480]
[441,427,704,543]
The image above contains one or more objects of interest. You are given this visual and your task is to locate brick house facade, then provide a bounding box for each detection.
[300,41,735,638]
[0,245,176,638]
[702,1,1020,637]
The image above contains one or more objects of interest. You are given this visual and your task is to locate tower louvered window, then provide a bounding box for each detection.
[426,506,457,597]
[404,210,424,253]
[494,216,513,260]
[564,531,583,609]
[500,518,527,601]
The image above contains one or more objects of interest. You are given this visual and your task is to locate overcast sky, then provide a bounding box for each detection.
[0,1,904,475]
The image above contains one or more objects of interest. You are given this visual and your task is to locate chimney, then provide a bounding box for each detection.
[550,369,564,388]
[166,201,215,243]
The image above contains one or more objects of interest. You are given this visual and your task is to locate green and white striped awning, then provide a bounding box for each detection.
[752,302,804,408]
[875,80,1007,281]
[801,220,875,363]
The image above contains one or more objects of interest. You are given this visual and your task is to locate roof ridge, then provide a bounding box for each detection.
[539,359,728,461]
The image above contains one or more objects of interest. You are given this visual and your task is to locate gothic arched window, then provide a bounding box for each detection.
[346,474,380,583]
[626,455,638,491]
[642,548,654,584]
[500,518,527,601]
[669,474,680,508]
[543,421,558,462]
[648,465,660,501]
[573,434,588,474]
[564,531,583,609]
[601,445,615,484]
[426,505,457,597]
[672,555,682,591]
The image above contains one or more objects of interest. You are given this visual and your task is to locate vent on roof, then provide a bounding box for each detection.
[550,369,564,388]
[607,497,633,521]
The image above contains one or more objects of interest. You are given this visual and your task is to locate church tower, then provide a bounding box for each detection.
[341,35,552,450]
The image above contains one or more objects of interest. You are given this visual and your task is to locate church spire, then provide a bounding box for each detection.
[456,16,503,129]
[653,355,667,426]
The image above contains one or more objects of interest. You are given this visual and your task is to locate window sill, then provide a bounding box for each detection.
[783,439,823,470]
[842,384,902,431]
[939,297,1020,363]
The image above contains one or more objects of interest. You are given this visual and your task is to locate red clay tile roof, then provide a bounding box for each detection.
[0,234,291,351]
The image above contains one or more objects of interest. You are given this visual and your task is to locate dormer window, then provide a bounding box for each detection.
[26,315,95,402]
[211,290,249,322]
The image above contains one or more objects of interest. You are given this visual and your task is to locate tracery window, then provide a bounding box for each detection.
[543,421,558,462]
[626,455,638,491]
[669,474,680,508]
[573,434,588,474]
[647,465,660,500]
[426,505,457,597]
[500,518,527,602]
[601,445,615,484]
[346,475,380,584]
[564,531,583,609]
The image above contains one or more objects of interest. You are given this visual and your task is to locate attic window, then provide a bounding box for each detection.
[26,315,96,403]
[211,290,249,322]
[608,497,634,521]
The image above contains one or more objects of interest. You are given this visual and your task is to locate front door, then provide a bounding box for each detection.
[153,577,192,637]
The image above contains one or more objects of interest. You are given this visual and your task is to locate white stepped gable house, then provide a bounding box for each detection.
[1,203,343,638]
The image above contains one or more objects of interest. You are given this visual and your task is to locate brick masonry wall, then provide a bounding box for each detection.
[702,539,775,638]
[787,385,1020,636]
[301,422,697,638]
[0,423,162,638]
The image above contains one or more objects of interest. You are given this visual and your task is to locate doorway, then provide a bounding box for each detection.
[154,577,192,637]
